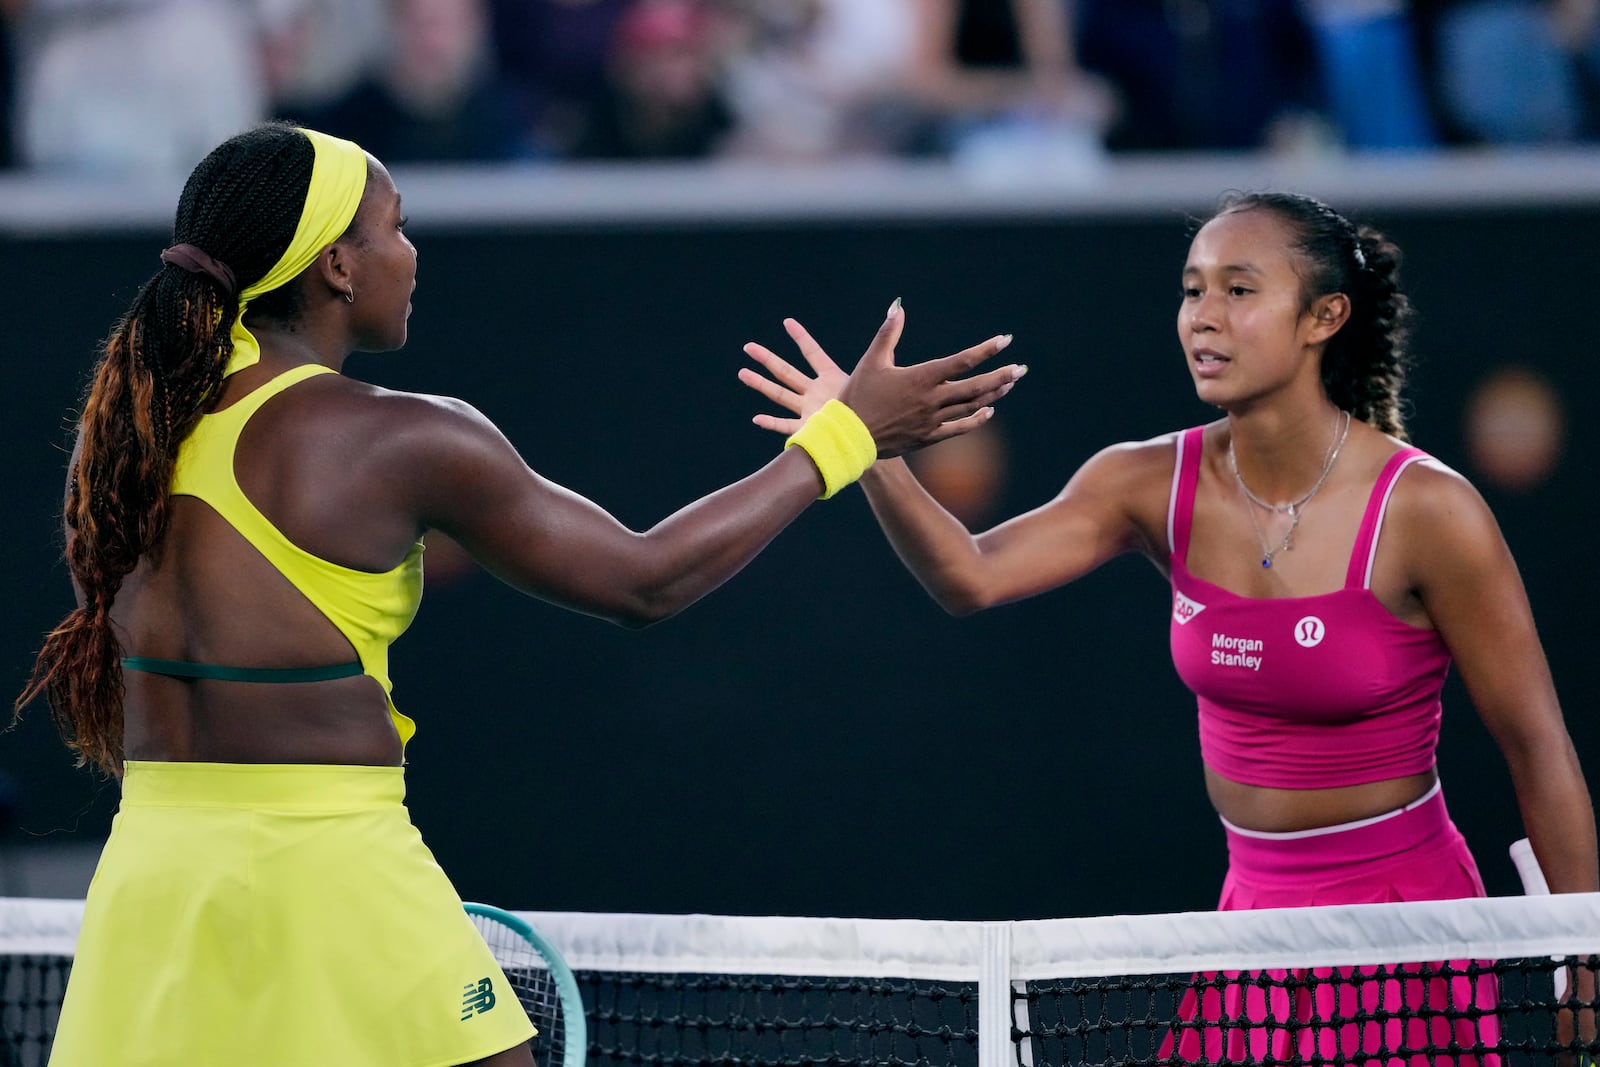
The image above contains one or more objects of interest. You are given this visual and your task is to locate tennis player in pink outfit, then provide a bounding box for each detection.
[740,190,1597,1064]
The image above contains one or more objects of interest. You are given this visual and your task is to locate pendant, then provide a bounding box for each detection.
[1262,557,1272,569]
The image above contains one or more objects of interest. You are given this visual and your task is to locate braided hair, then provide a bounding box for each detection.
[16,122,317,776]
[1211,191,1415,439]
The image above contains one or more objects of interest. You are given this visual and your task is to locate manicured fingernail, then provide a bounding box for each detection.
[997,334,1013,351]
[888,297,902,315]
[1013,364,1028,380]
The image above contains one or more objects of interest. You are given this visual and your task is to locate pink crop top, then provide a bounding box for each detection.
[1167,426,1450,789]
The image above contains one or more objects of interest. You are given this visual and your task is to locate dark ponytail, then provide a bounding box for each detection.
[16,122,316,776]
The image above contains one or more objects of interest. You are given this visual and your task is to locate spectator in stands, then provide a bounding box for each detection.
[1413,0,1600,144]
[1076,0,1322,152]
[1296,0,1439,150]
[486,0,634,156]
[291,0,542,163]
[12,0,266,175]
[891,0,1114,160]
[569,0,736,161]
[258,0,388,122]
[716,0,921,162]
[0,0,19,169]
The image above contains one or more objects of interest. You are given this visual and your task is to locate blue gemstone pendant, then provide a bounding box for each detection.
[1262,557,1272,569]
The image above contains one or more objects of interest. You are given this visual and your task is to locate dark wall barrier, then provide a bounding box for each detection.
[2,205,1595,920]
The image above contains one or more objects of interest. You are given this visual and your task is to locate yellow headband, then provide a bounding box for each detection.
[224,127,369,376]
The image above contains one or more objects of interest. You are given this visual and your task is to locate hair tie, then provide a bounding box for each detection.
[160,243,237,297]
[1352,243,1367,271]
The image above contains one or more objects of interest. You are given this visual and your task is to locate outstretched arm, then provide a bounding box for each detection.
[859,439,1174,614]
[408,302,1022,628]
[742,317,1169,615]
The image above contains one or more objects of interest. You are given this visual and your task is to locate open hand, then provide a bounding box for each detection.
[740,317,849,435]
[741,301,1023,459]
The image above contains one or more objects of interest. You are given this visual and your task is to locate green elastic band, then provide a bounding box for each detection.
[121,657,364,683]
[784,399,877,499]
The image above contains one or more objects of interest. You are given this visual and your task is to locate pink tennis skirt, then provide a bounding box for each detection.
[1162,782,1501,1066]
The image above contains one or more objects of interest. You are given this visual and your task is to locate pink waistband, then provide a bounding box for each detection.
[1220,781,1453,879]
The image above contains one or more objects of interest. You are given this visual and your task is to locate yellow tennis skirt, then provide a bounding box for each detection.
[50,761,536,1067]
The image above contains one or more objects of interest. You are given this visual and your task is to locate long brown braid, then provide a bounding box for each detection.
[15,123,318,776]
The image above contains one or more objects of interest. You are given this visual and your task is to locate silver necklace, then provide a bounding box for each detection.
[1228,410,1351,569]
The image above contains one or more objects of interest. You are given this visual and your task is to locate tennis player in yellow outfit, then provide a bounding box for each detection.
[17,123,1022,1065]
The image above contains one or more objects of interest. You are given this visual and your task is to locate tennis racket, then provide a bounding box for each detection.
[464,902,587,1067]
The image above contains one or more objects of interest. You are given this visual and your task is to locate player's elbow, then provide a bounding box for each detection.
[937,589,993,617]
[606,578,696,629]
[607,597,678,630]
[939,596,983,618]
[929,575,999,617]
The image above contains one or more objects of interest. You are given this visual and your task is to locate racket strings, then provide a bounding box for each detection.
[473,913,570,1064]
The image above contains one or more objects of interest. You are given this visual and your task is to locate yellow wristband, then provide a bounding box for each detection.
[784,399,877,499]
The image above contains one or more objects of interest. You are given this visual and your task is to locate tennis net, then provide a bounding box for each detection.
[2,892,1597,1066]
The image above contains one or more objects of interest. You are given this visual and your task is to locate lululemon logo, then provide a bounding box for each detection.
[1173,591,1206,626]
[1294,616,1326,648]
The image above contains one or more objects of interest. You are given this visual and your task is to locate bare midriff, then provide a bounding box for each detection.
[1205,765,1439,833]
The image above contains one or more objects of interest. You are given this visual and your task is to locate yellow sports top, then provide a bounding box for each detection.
[169,363,423,747]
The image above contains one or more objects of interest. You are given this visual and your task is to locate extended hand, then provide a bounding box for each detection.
[740,317,849,435]
[741,301,1023,459]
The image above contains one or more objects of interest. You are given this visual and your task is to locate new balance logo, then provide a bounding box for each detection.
[1173,591,1206,625]
[461,977,497,1020]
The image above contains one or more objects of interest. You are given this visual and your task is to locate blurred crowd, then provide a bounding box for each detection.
[0,0,1598,175]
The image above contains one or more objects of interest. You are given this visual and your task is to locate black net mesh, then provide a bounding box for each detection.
[0,955,69,1067]
[5,900,1597,1067]
[1020,956,1599,1066]
[579,971,981,1066]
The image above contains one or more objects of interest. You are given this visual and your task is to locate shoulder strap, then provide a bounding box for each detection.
[1345,446,1428,590]
[1167,426,1206,564]
[173,363,335,498]
[207,363,336,431]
